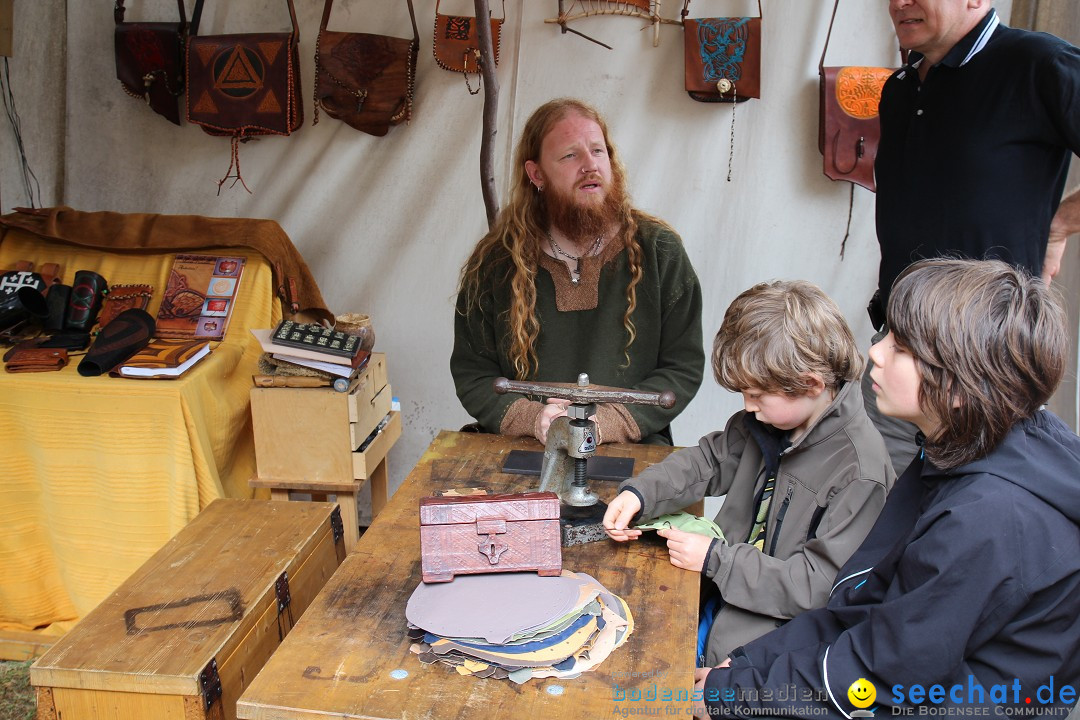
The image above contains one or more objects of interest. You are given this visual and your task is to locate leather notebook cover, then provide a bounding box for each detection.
[501,450,635,482]
[113,338,211,379]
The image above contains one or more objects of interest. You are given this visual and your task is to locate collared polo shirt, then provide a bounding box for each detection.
[874,9,1080,307]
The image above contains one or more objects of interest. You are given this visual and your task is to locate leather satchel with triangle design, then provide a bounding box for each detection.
[186,0,303,189]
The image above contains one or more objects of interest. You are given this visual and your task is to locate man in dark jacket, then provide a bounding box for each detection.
[698,259,1080,719]
[866,0,1080,474]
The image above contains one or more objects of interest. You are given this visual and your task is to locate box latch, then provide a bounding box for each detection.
[330,506,344,546]
[275,571,294,640]
[275,571,292,613]
[475,517,508,564]
[199,657,222,711]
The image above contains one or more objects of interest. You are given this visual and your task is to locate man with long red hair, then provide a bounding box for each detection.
[452,98,704,445]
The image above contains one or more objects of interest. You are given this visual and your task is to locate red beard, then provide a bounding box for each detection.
[543,173,626,244]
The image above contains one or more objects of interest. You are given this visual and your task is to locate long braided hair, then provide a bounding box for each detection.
[457,98,647,380]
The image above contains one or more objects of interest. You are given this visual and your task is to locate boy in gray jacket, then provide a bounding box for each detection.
[604,280,894,666]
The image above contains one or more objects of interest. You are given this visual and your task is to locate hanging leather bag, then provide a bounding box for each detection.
[681,0,761,102]
[433,0,504,95]
[114,0,188,125]
[817,0,898,192]
[186,0,303,139]
[313,0,419,136]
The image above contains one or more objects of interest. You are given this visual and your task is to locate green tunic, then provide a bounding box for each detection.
[451,218,705,444]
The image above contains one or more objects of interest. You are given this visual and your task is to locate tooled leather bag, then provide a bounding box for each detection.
[313,0,419,137]
[681,0,761,102]
[817,0,899,192]
[186,0,303,189]
[114,0,188,125]
[433,0,504,95]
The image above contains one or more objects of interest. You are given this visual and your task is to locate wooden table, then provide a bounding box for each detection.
[237,431,700,720]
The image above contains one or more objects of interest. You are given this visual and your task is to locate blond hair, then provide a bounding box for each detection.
[887,258,1066,468]
[713,280,862,394]
[457,98,649,379]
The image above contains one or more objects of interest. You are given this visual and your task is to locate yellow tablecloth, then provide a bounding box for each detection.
[0,231,280,634]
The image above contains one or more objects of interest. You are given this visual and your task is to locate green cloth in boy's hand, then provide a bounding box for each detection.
[635,512,724,540]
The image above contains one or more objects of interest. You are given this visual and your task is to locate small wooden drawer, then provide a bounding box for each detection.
[349,382,392,450]
[353,411,402,480]
[30,500,345,720]
[347,353,387,427]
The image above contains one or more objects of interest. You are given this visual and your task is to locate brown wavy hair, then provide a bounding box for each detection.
[712,280,862,395]
[457,98,649,379]
[887,258,1067,468]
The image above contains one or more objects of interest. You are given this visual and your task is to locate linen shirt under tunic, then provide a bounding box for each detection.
[874,10,1080,308]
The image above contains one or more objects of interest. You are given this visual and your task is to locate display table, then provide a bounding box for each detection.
[0,230,280,639]
[237,431,700,720]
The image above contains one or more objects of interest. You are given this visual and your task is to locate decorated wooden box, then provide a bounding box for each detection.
[30,499,346,720]
[419,492,562,583]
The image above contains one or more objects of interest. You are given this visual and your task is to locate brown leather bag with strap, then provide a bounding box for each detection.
[313,0,419,137]
[186,0,304,190]
[681,0,761,102]
[818,0,900,192]
[114,0,188,125]
[433,0,504,95]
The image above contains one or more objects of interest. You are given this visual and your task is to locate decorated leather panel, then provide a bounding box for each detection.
[433,6,502,74]
[835,66,891,118]
[683,16,761,102]
[186,33,303,137]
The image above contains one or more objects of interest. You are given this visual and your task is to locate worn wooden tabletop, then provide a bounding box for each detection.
[237,431,700,720]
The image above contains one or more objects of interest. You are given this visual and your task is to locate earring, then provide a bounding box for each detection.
[535,184,543,193]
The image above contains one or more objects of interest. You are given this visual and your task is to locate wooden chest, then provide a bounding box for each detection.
[30,499,346,720]
[419,492,562,583]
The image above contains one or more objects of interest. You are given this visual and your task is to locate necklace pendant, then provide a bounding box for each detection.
[575,258,583,276]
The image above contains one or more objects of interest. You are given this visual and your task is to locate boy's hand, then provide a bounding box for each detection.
[692,660,732,717]
[603,490,643,541]
[693,667,712,718]
[657,527,712,572]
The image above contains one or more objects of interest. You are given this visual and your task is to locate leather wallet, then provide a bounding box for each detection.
[38,331,91,351]
[4,345,69,373]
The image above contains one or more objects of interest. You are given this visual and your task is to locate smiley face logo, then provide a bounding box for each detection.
[848,678,876,709]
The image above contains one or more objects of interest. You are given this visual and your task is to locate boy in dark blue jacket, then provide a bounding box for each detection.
[697,259,1080,719]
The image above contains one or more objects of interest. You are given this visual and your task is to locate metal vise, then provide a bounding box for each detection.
[493,374,675,545]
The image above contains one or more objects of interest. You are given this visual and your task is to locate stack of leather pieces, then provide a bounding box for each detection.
[405,571,633,683]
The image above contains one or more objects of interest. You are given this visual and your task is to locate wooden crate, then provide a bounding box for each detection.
[250,353,391,484]
[30,499,346,720]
